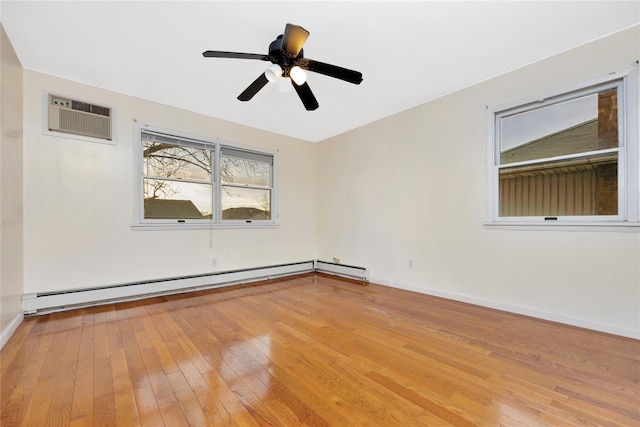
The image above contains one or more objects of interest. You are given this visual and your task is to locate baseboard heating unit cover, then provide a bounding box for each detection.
[23,261,314,315]
[314,260,369,281]
[23,260,369,315]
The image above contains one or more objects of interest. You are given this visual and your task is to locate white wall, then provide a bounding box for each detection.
[9,25,640,342]
[316,26,640,337]
[1,24,24,345]
[22,71,316,294]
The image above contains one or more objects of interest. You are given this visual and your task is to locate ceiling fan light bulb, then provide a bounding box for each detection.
[265,64,283,82]
[290,66,307,85]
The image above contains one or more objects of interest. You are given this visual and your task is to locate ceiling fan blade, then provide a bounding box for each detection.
[238,73,269,101]
[293,81,319,110]
[298,59,363,84]
[203,50,270,61]
[282,24,309,57]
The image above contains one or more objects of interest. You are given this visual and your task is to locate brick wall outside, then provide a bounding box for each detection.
[598,89,618,149]
[595,88,618,215]
[596,162,618,215]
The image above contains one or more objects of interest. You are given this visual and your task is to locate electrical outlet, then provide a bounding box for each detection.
[409,260,414,269]
[212,258,217,267]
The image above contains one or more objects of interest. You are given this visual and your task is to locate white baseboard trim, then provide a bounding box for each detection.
[0,311,24,350]
[372,277,640,340]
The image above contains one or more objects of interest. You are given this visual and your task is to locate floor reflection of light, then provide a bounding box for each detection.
[492,399,540,426]
[220,334,272,401]
[136,334,275,423]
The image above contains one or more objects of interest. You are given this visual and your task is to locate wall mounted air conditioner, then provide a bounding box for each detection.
[46,93,113,141]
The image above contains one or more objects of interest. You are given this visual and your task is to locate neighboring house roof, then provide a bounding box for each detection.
[144,199,267,220]
[501,119,600,165]
[499,119,618,179]
[222,207,268,220]
[144,198,204,219]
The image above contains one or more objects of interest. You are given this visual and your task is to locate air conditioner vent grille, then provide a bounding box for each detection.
[71,100,110,117]
[58,108,112,140]
[47,94,113,141]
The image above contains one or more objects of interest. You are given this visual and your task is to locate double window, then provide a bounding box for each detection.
[135,125,276,227]
[487,67,638,227]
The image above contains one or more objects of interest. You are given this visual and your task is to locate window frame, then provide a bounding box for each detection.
[486,67,639,230]
[132,123,278,230]
[219,146,275,225]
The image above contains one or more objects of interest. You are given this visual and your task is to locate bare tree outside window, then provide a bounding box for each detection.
[140,131,273,222]
[143,141,211,198]
[142,136,213,219]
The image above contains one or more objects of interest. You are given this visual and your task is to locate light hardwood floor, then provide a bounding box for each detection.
[1,273,639,426]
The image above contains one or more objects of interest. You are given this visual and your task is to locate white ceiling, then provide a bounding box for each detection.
[2,1,638,142]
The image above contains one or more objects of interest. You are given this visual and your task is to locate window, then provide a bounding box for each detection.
[220,148,273,221]
[487,67,638,227]
[135,125,276,228]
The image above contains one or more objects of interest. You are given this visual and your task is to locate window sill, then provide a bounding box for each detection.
[483,221,640,232]
[131,222,279,231]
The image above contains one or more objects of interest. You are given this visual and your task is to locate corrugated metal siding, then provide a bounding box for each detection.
[500,169,597,216]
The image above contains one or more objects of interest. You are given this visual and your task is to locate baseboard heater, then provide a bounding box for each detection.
[23,260,368,315]
[314,260,370,281]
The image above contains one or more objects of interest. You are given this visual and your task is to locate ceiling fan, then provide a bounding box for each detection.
[202,23,363,110]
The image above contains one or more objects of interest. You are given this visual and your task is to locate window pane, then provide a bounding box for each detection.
[220,155,271,186]
[143,140,212,181]
[144,179,212,219]
[500,89,618,165]
[221,186,271,220]
[499,152,617,216]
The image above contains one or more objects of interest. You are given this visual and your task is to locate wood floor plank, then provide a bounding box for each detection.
[0,317,36,375]
[18,378,57,427]
[93,356,116,427]
[0,319,54,426]
[111,348,141,427]
[2,273,638,426]
[165,369,211,427]
[132,384,165,426]
[47,313,83,426]
[69,310,95,426]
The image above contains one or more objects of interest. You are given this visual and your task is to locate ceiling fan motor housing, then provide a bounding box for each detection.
[269,35,303,76]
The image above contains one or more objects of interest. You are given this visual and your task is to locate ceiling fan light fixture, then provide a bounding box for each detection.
[290,65,307,85]
[265,63,283,82]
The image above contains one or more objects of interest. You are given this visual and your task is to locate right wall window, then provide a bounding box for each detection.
[488,67,638,226]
